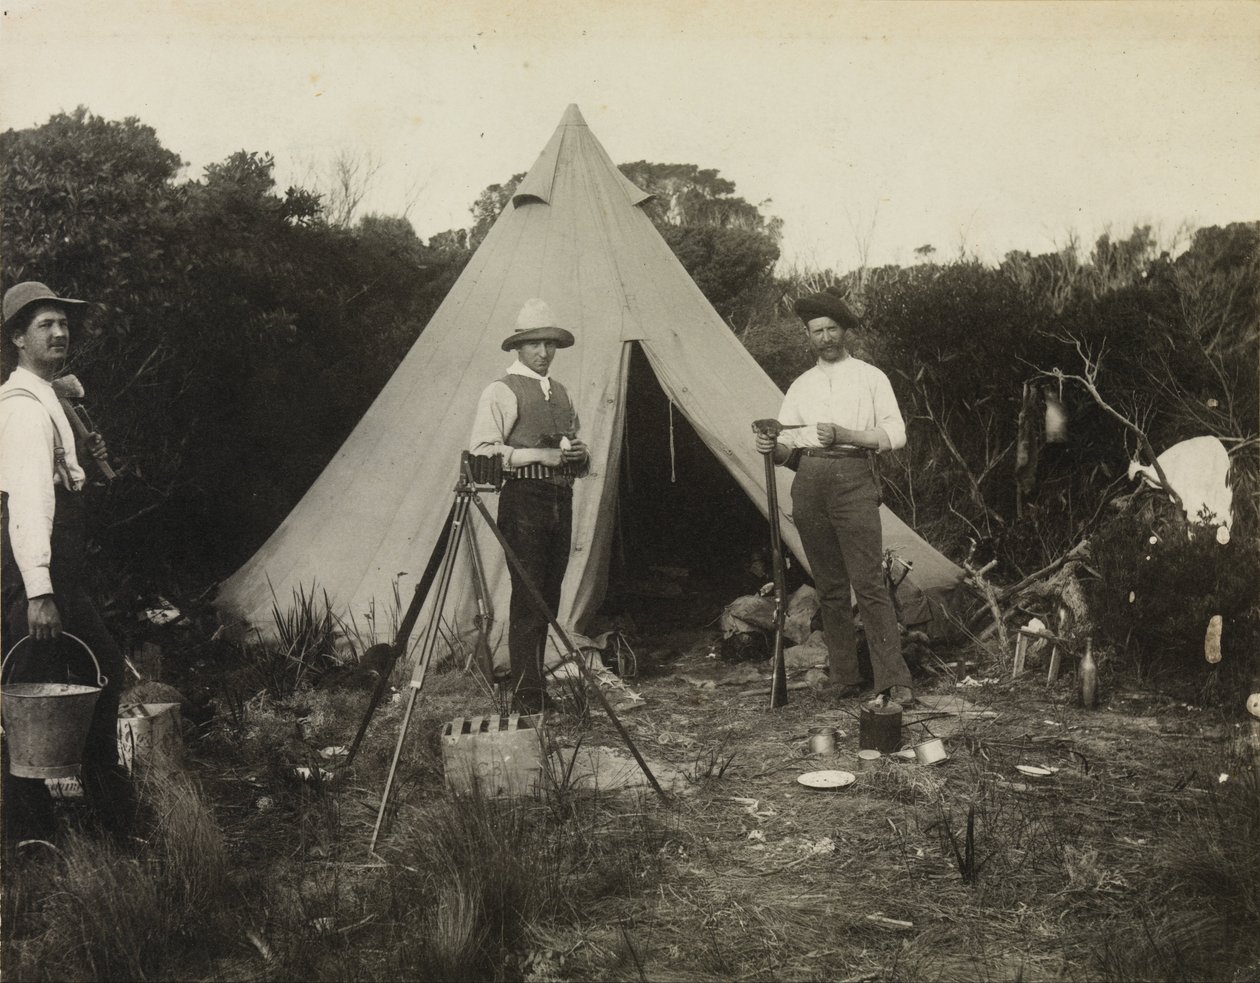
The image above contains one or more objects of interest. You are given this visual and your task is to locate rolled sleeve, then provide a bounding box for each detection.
[776,385,808,450]
[872,372,907,452]
[468,381,520,467]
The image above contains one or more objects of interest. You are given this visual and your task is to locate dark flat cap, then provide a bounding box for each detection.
[793,286,859,329]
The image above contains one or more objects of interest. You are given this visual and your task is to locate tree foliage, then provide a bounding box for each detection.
[1,108,463,589]
[829,225,1258,673]
[3,108,1255,680]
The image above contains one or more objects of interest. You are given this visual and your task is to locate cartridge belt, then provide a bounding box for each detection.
[799,447,871,459]
[506,464,575,484]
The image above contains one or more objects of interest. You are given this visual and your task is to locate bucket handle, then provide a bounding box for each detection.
[2,633,107,689]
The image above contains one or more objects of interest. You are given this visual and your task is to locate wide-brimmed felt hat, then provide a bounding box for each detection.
[3,281,88,330]
[500,298,575,352]
[793,285,859,330]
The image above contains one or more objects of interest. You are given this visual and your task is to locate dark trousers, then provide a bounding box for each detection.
[791,457,911,694]
[2,488,129,842]
[496,479,572,698]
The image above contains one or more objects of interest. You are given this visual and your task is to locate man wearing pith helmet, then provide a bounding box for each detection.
[469,298,589,715]
[0,281,132,845]
[754,286,916,707]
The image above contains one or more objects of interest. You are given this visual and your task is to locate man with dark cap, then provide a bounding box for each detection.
[754,286,915,706]
[469,298,589,714]
[0,282,132,844]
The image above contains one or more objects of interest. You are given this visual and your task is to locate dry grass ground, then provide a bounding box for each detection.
[3,626,1258,982]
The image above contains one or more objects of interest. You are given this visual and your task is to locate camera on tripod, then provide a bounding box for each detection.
[462,451,505,490]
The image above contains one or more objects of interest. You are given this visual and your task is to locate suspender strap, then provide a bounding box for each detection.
[0,388,78,490]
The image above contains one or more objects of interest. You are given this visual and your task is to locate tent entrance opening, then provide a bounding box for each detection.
[607,343,768,621]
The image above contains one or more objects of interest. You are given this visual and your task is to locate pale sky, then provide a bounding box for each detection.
[2,0,1257,270]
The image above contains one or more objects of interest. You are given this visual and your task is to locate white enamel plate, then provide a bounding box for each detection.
[797,769,857,789]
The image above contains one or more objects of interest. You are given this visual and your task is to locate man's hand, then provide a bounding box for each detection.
[28,595,62,641]
[754,431,778,455]
[561,438,588,464]
[86,432,108,462]
[539,448,565,468]
[817,423,859,447]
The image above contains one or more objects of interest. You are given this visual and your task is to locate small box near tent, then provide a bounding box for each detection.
[214,105,964,665]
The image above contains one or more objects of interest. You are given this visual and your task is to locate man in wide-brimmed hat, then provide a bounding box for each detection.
[469,298,589,714]
[0,282,132,845]
[754,286,916,706]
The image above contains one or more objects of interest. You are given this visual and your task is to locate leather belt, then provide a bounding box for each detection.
[800,447,871,459]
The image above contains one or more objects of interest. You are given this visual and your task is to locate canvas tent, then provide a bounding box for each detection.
[216,105,963,659]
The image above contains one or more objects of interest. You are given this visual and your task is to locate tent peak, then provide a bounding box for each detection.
[513,103,651,209]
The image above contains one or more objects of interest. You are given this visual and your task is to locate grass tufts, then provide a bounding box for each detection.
[248,580,347,700]
[2,773,239,982]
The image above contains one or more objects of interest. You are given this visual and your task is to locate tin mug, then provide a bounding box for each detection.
[809,728,836,755]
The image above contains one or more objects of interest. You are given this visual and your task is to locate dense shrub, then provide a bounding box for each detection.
[1086,504,1260,679]
[0,108,465,591]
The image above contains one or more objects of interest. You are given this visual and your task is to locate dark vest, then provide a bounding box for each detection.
[500,374,578,448]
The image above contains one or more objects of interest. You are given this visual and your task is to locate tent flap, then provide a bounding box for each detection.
[216,104,963,653]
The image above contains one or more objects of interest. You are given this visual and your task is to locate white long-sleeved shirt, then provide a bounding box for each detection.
[469,361,578,468]
[0,366,85,596]
[776,357,906,452]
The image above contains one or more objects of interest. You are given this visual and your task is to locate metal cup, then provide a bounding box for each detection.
[809,727,836,755]
[912,737,949,765]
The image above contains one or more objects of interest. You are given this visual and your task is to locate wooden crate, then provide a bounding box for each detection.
[441,713,544,796]
[116,702,183,775]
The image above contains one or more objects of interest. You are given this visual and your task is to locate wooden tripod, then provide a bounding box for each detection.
[368,455,663,854]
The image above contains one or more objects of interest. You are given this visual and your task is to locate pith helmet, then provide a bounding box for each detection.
[501,298,575,352]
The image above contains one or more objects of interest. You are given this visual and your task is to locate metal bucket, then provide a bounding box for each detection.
[2,633,106,779]
[859,700,903,752]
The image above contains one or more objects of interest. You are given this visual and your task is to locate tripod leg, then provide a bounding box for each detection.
[464,521,498,687]
[464,483,665,798]
[369,492,473,854]
[347,501,459,766]
[368,685,420,854]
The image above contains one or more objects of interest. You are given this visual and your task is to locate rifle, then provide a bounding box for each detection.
[753,419,791,708]
[51,375,116,481]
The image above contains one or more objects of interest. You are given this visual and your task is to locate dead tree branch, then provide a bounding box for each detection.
[995,539,1091,603]
[920,397,1007,534]
[961,541,1010,662]
[1037,336,1184,514]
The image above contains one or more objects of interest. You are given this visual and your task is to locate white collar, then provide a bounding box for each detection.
[507,361,549,382]
[815,355,858,376]
[507,360,552,398]
[7,365,55,391]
